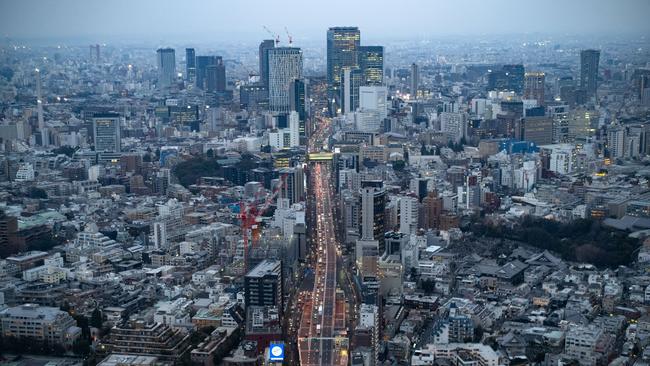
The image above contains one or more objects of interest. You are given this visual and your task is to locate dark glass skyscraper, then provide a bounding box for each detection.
[195,55,217,90]
[502,64,525,94]
[359,46,384,86]
[580,49,600,98]
[327,27,360,112]
[259,39,275,87]
[185,48,195,82]
[206,57,226,92]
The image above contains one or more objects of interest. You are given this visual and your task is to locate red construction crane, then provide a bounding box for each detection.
[263,26,281,46]
[239,174,287,272]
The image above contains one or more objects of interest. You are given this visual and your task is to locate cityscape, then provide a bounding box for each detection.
[0,1,649,365]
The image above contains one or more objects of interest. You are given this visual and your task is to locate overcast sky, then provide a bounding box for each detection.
[1,0,649,43]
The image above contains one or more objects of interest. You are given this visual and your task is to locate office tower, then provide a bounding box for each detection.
[89,44,100,63]
[359,86,388,120]
[0,211,18,257]
[278,164,304,203]
[327,27,361,111]
[359,46,384,85]
[185,48,195,82]
[634,68,650,105]
[34,68,47,146]
[580,49,600,98]
[244,260,283,310]
[259,39,275,87]
[410,63,419,98]
[607,125,626,159]
[205,57,226,92]
[440,112,468,143]
[524,72,545,106]
[360,180,386,255]
[422,191,443,230]
[195,55,217,90]
[399,196,419,235]
[152,222,167,249]
[93,114,121,153]
[341,68,364,114]
[290,79,308,135]
[503,64,525,93]
[156,48,176,88]
[516,116,554,145]
[268,47,303,113]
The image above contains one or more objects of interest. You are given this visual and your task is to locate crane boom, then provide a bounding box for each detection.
[263,26,280,46]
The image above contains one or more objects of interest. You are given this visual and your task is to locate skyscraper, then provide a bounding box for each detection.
[502,64,525,93]
[259,39,275,87]
[359,46,384,86]
[34,68,47,146]
[268,47,303,113]
[341,68,364,114]
[327,27,360,112]
[195,55,217,90]
[156,48,176,88]
[580,49,600,98]
[360,180,386,255]
[411,63,419,99]
[205,57,226,92]
[185,48,195,82]
[290,79,308,129]
[93,114,121,153]
[524,71,545,106]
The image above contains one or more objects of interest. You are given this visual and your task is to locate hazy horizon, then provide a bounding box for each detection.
[1,0,649,44]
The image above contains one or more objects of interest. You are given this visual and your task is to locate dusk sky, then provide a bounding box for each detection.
[1,0,649,42]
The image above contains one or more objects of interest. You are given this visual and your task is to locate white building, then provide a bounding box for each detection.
[268,111,300,149]
[440,112,467,143]
[0,304,79,346]
[359,86,388,120]
[399,196,419,235]
[268,48,303,113]
[15,163,35,181]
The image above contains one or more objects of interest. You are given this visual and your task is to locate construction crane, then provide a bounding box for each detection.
[239,174,287,272]
[284,27,293,45]
[263,26,280,46]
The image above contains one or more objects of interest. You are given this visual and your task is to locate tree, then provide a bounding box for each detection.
[51,145,77,157]
[90,307,103,329]
[392,160,406,172]
[27,187,48,199]
[206,148,214,158]
[421,279,435,294]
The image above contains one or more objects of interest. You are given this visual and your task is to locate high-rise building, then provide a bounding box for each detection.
[156,48,176,88]
[607,125,626,159]
[524,72,545,106]
[185,48,196,82]
[290,79,308,134]
[360,180,386,255]
[278,165,304,204]
[359,86,388,120]
[195,55,217,90]
[341,68,364,114]
[516,116,554,145]
[399,196,419,235]
[580,49,600,98]
[244,260,283,311]
[268,47,303,113]
[503,64,525,93]
[422,191,443,230]
[205,57,226,92]
[259,39,276,87]
[34,68,47,146]
[411,63,419,98]
[327,27,361,112]
[359,46,384,86]
[93,114,121,153]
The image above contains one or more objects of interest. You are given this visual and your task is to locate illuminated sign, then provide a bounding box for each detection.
[309,152,334,161]
[269,343,284,361]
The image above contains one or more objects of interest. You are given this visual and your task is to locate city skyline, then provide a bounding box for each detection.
[1,0,649,43]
